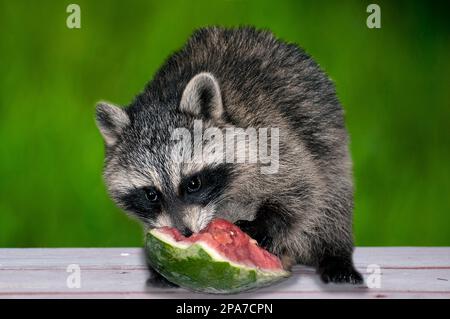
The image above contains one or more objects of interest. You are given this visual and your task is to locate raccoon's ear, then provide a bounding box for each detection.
[180,72,223,120]
[95,102,130,146]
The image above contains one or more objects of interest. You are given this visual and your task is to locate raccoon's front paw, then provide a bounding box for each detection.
[318,256,363,284]
[146,268,178,288]
[234,219,272,249]
[234,220,258,237]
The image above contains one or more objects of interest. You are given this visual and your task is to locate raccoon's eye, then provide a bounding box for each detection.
[186,176,202,193]
[144,188,159,202]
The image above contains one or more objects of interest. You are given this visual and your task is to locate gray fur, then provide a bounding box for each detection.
[96,27,361,283]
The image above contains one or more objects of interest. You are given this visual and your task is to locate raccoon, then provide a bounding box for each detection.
[95,27,363,286]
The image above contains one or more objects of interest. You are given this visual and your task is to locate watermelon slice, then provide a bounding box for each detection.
[145,218,290,294]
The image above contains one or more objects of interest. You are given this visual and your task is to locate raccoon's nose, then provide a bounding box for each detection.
[181,227,193,237]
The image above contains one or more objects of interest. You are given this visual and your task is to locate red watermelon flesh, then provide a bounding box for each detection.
[157,218,283,270]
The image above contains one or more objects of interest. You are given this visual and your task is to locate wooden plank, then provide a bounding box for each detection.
[0,247,449,298]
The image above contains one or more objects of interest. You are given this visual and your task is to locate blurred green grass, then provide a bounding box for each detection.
[0,0,449,247]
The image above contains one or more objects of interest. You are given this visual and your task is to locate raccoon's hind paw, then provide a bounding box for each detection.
[146,269,178,288]
[318,256,364,285]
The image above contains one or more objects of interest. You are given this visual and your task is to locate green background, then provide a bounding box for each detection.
[0,0,449,247]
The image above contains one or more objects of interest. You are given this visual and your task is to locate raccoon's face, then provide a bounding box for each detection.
[95,73,236,234]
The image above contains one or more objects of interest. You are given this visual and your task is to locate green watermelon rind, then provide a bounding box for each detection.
[145,229,290,294]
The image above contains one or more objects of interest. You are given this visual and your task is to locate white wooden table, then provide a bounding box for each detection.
[0,247,448,299]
